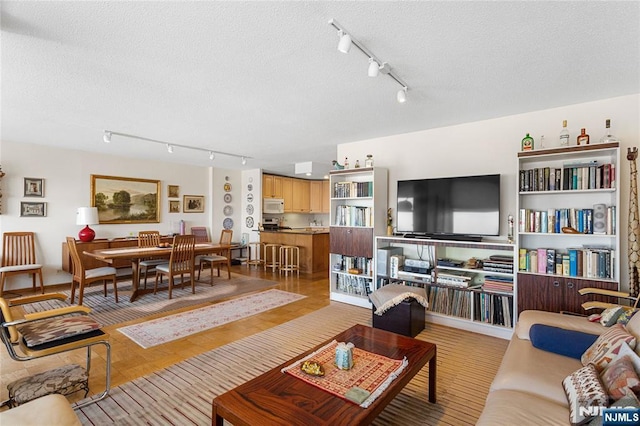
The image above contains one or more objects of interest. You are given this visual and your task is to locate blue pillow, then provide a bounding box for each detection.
[530,324,599,359]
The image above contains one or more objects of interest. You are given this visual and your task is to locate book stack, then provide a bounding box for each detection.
[518,161,616,192]
[334,205,372,226]
[474,293,513,327]
[426,286,472,319]
[518,247,615,279]
[436,270,473,288]
[332,181,373,198]
[482,276,514,294]
[482,255,514,273]
[518,206,615,235]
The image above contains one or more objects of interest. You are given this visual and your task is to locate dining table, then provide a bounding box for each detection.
[83,242,232,302]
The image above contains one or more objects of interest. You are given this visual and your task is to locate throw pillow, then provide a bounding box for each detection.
[17,316,101,347]
[600,307,625,326]
[581,324,637,372]
[587,391,640,426]
[600,355,640,400]
[530,324,599,359]
[613,342,640,373]
[617,309,638,326]
[563,363,609,426]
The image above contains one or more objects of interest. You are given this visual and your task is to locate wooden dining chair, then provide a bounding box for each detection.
[0,232,45,297]
[66,237,118,305]
[198,230,232,285]
[138,231,165,289]
[154,235,196,299]
[191,226,210,243]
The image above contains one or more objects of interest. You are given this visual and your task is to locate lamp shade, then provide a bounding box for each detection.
[76,207,99,242]
[76,207,98,225]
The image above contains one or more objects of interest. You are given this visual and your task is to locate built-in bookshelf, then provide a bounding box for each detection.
[516,143,621,315]
[375,236,516,339]
[329,167,388,308]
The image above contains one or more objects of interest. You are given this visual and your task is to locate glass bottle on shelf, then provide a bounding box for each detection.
[576,128,590,145]
[365,155,374,167]
[354,160,360,168]
[521,133,534,151]
[539,135,546,149]
[344,157,349,169]
[559,120,570,146]
[599,119,620,143]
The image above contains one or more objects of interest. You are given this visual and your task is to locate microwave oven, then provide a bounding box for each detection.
[263,198,284,214]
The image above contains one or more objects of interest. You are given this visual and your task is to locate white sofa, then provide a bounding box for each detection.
[0,394,81,425]
[477,309,640,425]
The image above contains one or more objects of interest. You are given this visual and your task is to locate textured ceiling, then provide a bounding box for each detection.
[2,1,639,179]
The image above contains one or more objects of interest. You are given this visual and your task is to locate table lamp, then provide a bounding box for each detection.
[76,207,99,242]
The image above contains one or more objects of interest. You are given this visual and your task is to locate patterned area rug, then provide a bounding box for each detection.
[118,289,306,348]
[73,303,509,425]
[21,272,278,327]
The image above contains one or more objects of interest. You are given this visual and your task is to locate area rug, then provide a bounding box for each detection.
[73,302,509,425]
[117,289,306,348]
[21,272,278,327]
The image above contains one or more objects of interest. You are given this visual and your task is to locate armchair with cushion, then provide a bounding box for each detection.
[0,292,111,409]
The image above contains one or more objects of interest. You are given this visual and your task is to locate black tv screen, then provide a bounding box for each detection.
[396,174,500,237]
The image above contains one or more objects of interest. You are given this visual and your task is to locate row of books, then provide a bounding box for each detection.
[482,275,514,294]
[332,181,373,198]
[474,293,513,327]
[426,286,472,319]
[518,247,615,279]
[335,274,372,296]
[518,207,616,235]
[482,255,514,273]
[334,255,373,276]
[519,162,615,192]
[334,205,373,227]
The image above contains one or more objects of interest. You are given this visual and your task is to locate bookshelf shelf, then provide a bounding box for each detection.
[516,143,621,316]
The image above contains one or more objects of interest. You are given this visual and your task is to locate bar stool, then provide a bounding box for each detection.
[246,242,264,268]
[263,243,280,272]
[279,245,300,276]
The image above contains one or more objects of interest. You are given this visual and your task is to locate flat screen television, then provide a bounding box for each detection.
[396,174,500,239]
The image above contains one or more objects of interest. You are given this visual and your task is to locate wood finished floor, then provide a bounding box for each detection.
[1,266,507,414]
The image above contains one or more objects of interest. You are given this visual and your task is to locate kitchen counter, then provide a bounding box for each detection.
[260,230,329,274]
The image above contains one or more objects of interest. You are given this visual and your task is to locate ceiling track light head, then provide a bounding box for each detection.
[368,58,380,77]
[337,30,352,53]
[397,86,408,104]
[166,144,174,153]
[241,156,247,165]
[209,151,215,160]
[103,131,112,143]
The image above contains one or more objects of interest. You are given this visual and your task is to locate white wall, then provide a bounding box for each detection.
[337,94,639,288]
[0,142,242,289]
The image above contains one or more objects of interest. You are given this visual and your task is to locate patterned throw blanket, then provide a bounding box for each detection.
[369,284,429,315]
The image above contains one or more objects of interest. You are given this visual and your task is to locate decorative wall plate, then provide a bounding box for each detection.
[247,193,254,203]
[246,204,254,215]
[223,218,233,229]
[224,183,232,192]
[246,216,254,228]
[247,183,253,192]
[224,193,232,203]
[223,205,233,216]
[248,177,253,183]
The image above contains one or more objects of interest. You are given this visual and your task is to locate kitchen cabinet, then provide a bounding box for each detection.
[291,179,310,212]
[263,174,283,198]
[259,230,329,274]
[282,177,293,212]
[309,181,323,213]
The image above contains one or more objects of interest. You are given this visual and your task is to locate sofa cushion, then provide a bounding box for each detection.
[530,324,598,359]
[490,335,583,405]
[624,310,640,349]
[516,310,606,341]
[617,309,638,326]
[476,389,569,426]
[581,324,636,372]
[0,394,81,425]
[600,355,640,400]
[587,392,640,426]
[600,306,625,326]
[562,364,608,426]
[17,315,101,348]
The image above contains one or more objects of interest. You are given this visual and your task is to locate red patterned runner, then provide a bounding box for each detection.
[282,340,408,408]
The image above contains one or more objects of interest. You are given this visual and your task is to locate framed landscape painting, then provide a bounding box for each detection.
[91,174,160,224]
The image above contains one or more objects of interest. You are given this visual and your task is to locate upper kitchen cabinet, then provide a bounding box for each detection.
[282,177,294,213]
[263,174,283,198]
[309,181,323,213]
[292,179,310,213]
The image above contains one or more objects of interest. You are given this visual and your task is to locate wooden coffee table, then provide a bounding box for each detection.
[212,324,436,426]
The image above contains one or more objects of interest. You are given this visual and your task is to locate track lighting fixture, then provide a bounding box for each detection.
[397,87,407,104]
[368,58,379,77]
[329,18,409,103]
[337,30,352,53]
[101,130,251,164]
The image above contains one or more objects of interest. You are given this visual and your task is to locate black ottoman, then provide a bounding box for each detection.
[372,298,425,337]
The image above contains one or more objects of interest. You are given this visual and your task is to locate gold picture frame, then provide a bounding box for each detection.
[91,174,160,224]
[168,185,180,198]
[183,195,204,213]
[169,200,180,213]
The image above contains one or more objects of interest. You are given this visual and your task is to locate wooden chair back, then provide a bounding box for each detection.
[168,235,196,274]
[219,229,233,245]
[2,232,38,267]
[138,231,161,247]
[65,237,85,278]
[191,227,210,243]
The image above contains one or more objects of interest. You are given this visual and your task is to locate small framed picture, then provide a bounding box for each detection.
[169,200,180,213]
[20,202,47,217]
[24,178,44,197]
[168,185,180,198]
[183,195,204,213]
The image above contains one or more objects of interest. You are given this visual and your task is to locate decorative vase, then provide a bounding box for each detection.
[387,225,393,236]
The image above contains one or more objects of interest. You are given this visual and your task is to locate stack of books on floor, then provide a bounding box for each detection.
[482,276,514,294]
